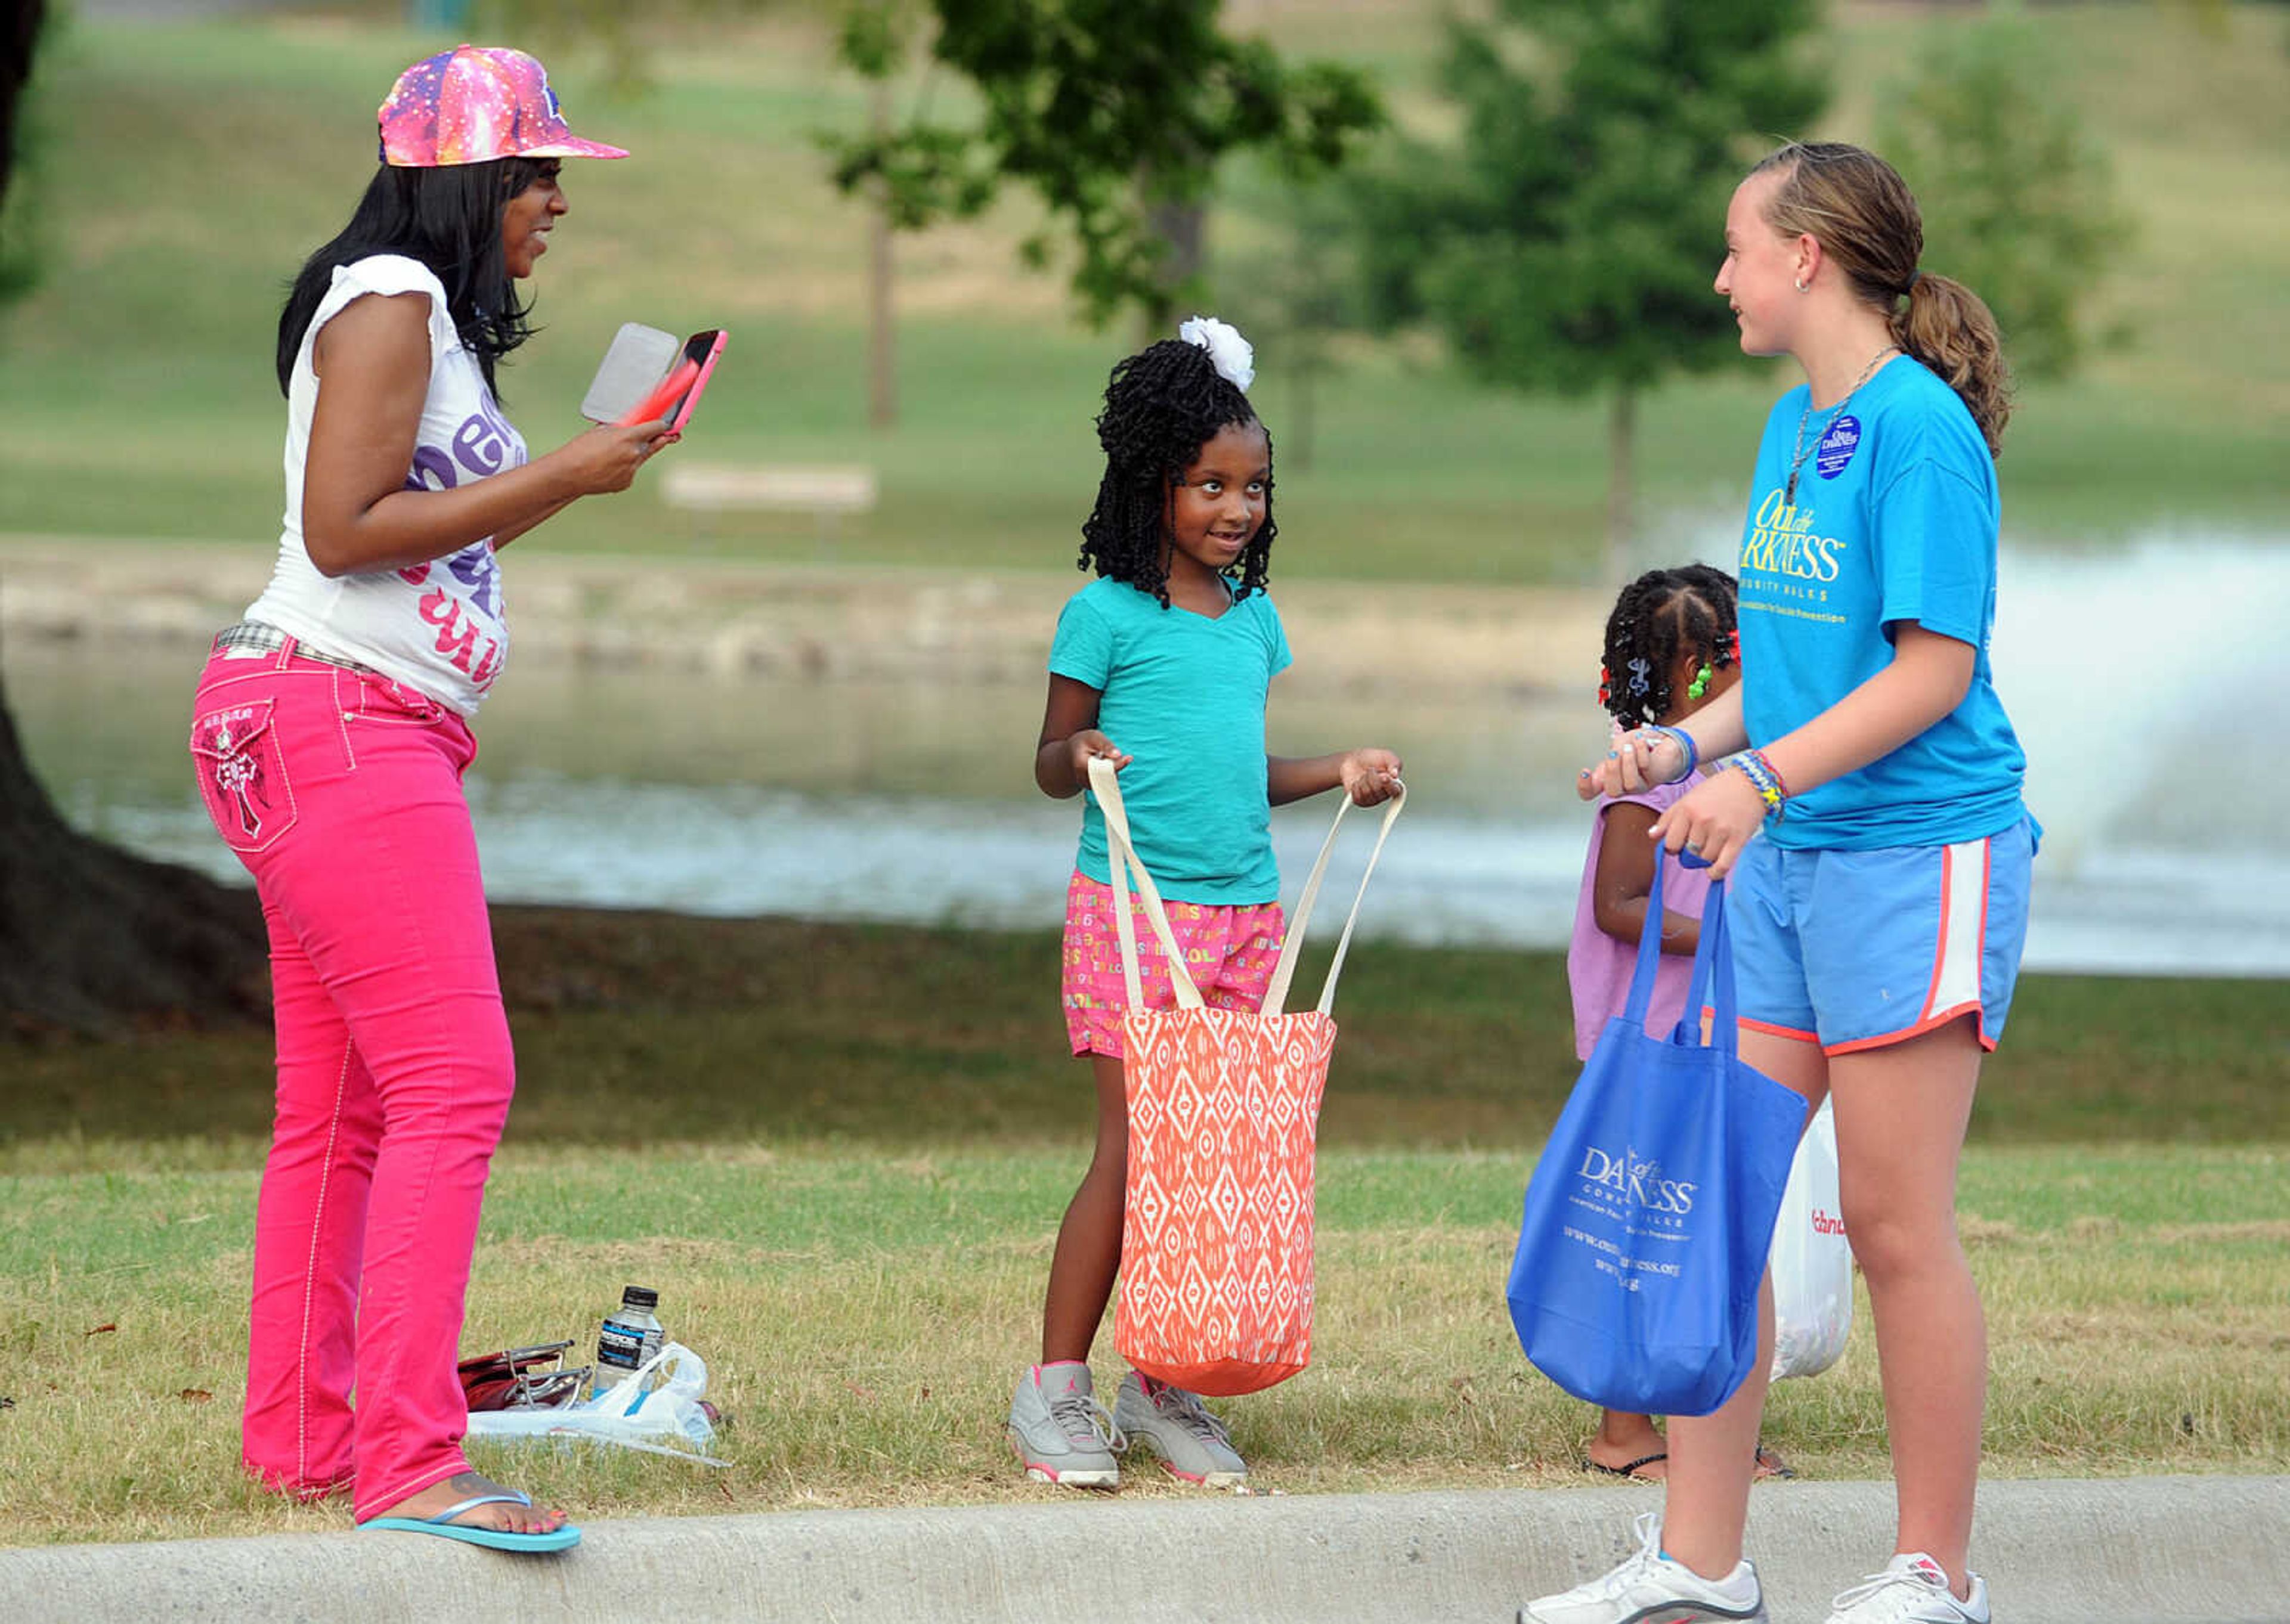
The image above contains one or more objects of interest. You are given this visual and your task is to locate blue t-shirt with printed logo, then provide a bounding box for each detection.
[1049,575,1293,903]
[1736,355,2026,850]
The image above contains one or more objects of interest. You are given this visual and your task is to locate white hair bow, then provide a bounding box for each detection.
[1178,315,1255,393]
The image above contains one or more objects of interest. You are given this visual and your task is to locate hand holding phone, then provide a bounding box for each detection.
[552,419,677,497]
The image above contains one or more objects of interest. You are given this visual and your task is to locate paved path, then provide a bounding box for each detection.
[5,1476,2282,1622]
[0,533,1603,695]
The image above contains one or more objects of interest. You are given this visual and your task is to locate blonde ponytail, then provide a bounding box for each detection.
[1891,271,2012,457]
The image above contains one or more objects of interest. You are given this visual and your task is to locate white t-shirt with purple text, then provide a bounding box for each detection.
[244,253,523,715]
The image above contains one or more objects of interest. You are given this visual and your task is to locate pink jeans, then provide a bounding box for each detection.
[190,637,512,1521]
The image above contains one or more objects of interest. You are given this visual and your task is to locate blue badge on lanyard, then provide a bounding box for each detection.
[1815,415,1861,481]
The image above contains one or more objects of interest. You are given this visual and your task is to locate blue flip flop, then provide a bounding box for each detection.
[359,1489,581,1552]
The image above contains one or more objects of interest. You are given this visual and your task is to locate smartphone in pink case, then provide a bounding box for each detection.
[638,328,727,433]
[583,324,728,431]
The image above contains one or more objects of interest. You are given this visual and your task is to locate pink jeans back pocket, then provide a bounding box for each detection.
[191,696,298,854]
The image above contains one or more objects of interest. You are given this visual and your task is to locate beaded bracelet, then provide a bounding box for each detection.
[1645,725,1700,782]
[1731,748,1790,820]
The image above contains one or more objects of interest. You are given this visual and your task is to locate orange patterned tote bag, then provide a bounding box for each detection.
[1089,757,1405,1396]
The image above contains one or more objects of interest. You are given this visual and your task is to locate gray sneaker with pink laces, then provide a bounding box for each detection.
[1007,1362,1123,1489]
[1113,1371,1248,1489]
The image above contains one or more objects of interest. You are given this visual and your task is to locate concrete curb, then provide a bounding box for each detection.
[7,1476,2283,1623]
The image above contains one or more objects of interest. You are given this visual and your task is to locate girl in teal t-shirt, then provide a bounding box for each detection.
[1005,318,1401,1492]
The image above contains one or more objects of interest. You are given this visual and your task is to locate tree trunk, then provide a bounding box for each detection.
[3,0,42,218]
[866,77,897,430]
[1605,385,1636,587]
[0,3,269,1036]
[1140,174,1206,339]
[2,1,37,154]
[1288,359,1317,472]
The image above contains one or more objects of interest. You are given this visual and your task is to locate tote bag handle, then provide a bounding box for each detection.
[1087,756,1406,1019]
[1090,755,1209,1013]
[1260,782,1407,1017]
[1676,858,1738,1055]
[1619,847,1738,1058]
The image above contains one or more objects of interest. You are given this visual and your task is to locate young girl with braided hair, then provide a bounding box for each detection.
[1568,565,1745,1488]
[1523,141,2034,1624]
[1007,318,1401,1491]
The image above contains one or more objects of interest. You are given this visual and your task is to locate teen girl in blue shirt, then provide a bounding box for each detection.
[1526,143,2033,1624]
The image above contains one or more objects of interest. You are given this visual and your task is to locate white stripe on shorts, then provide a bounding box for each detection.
[1923,836,1991,1023]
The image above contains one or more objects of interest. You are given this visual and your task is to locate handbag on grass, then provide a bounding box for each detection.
[463,1341,728,1467]
[1506,854,1806,1417]
[1090,755,1404,1397]
[457,1341,587,1411]
[1770,1095,1852,1381]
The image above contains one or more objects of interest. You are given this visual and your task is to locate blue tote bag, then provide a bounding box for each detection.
[1506,856,1807,1417]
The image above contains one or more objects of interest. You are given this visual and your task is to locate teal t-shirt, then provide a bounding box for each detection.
[1048,575,1293,904]
[1737,355,2026,849]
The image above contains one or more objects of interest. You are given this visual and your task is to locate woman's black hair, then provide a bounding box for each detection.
[1599,565,1740,727]
[1077,338,1273,607]
[276,157,546,397]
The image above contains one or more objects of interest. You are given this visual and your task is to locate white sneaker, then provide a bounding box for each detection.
[1519,1512,1768,1624]
[1825,1553,1991,1624]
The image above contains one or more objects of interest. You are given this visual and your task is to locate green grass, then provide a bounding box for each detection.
[0,5,2283,581]
[2,1142,2283,1547]
[4,909,2287,1163]
[3,909,2284,1545]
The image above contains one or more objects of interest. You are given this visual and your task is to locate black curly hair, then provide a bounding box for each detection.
[1599,565,1740,727]
[1076,337,1274,607]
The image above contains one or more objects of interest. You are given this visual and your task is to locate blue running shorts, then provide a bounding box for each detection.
[1728,817,2035,1055]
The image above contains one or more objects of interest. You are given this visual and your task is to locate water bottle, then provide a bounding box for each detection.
[592,1285,664,1397]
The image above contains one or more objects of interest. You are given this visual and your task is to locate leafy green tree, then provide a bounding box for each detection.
[1874,11,2131,382]
[472,3,1377,418]
[824,0,1383,331]
[1357,0,1825,575]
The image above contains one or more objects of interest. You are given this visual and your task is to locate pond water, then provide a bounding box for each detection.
[12,538,2286,977]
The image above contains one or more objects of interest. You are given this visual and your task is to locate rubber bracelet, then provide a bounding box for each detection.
[1648,725,1700,781]
[1753,748,1791,801]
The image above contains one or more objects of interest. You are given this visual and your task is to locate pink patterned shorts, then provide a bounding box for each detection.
[1060,870,1286,1059]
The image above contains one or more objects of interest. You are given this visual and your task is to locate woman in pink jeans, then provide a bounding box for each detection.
[189,47,672,1552]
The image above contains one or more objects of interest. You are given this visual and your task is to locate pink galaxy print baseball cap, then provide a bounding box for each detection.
[378,45,629,168]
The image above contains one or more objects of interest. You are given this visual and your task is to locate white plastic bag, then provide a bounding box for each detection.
[465,1340,729,1466]
[1769,1098,1852,1381]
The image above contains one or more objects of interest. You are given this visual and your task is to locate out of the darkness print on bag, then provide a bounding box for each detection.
[1563,1141,1696,1293]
